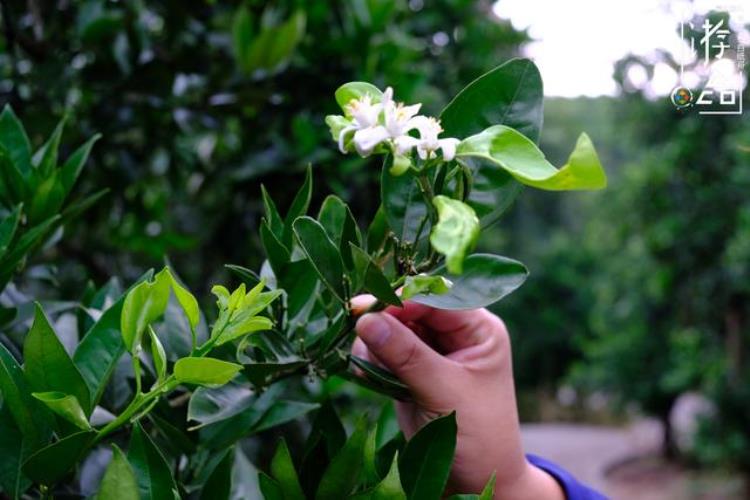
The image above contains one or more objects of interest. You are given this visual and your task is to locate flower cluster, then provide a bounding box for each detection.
[327,87,460,171]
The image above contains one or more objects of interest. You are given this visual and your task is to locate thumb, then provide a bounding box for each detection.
[355,312,448,395]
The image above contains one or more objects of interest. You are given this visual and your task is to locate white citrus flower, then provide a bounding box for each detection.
[409,116,460,161]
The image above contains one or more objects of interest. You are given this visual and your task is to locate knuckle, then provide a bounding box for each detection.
[393,340,422,374]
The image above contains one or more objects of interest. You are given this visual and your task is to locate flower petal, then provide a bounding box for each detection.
[439,138,460,161]
[353,126,390,156]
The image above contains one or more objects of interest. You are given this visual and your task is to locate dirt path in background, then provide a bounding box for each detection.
[520,421,744,499]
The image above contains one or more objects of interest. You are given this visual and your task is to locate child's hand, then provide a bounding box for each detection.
[352,298,564,499]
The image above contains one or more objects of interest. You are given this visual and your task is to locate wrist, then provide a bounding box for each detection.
[494,461,565,500]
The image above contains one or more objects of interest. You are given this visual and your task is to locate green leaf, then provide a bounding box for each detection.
[128,424,177,500]
[148,328,167,382]
[174,357,242,387]
[0,215,60,286]
[0,105,32,176]
[350,244,401,306]
[335,82,383,111]
[27,170,66,224]
[74,270,154,407]
[456,126,606,191]
[318,195,362,269]
[31,392,90,430]
[381,165,426,244]
[166,269,200,332]
[270,439,305,500]
[266,11,306,70]
[441,58,544,143]
[60,134,101,196]
[410,254,527,310]
[0,204,22,255]
[97,445,139,500]
[0,145,28,207]
[353,453,406,500]
[120,269,170,353]
[0,406,31,498]
[23,304,92,414]
[282,165,313,248]
[401,275,452,301]
[261,185,285,239]
[200,448,234,500]
[258,472,284,500]
[260,220,290,276]
[430,196,480,274]
[441,59,544,228]
[399,412,457,500]
[0,343,51,449]
[446,473,495,500]
[22,430,95,484]
[216,316,273,346]
[348,356,411,401]
[293,216,346,302]
[32,116,65,178]
[316,417,368,499]
[251,400,319,434]
[188,383,255,430]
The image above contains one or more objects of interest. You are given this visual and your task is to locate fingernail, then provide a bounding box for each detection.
[356,313,391,348]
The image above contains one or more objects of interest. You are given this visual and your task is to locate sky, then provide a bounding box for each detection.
[492,0,750,97]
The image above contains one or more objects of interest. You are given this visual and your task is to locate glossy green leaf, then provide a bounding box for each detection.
[350,244,401,306]
[0,105,32,176]
[0,406,31,498]
[334,82,383,110]
[381,165,426,244]
[260,220,290,276]
[410,254,528,309]
[27,170,65,224]
[0,145,28,207]
[121,269,170,353]
[261,184,284,239]
[31,392,90,430]
[441,58,544,144]
[401,275,452,301]
[258,472,284,500]
[0,204,22,254]
[147,328,167,382]
[166,269,200,332]
[200,448,234,500]
[188,383,255,430]
[293,216,346,302]
[399,412,457,500]
[74,270,154,407]
[270,439,305,500]
[174,357,242,387]
[315,417,368,499]
[22,430,95,484]
[128,424,177,500]
[282,166,313,248]
[251,400,319,434]
[440,59,544,227]
[97,445,139,500]
[349,356,411,401]
[0,343,51,449]
[430,196,480,274]
[354,453,406,500]
[23,304,91,414]
[318,194,362,269]
[456,125,606,191]
[32,117,64,178]
[60,134,101,196]
[446,473,495,500]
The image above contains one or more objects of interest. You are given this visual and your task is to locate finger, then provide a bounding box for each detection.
[356,312,452,394]
[384,301,499,353]
[351,294,377,316]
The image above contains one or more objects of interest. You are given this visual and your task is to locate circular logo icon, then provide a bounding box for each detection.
[670,86,693,109]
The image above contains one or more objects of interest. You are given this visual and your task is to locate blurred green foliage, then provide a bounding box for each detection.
[0,0,526,294]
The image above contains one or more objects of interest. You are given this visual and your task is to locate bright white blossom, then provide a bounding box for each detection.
[333,86,459,163]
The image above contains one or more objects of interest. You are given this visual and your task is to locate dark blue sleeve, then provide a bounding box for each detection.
[526,454,609,500]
